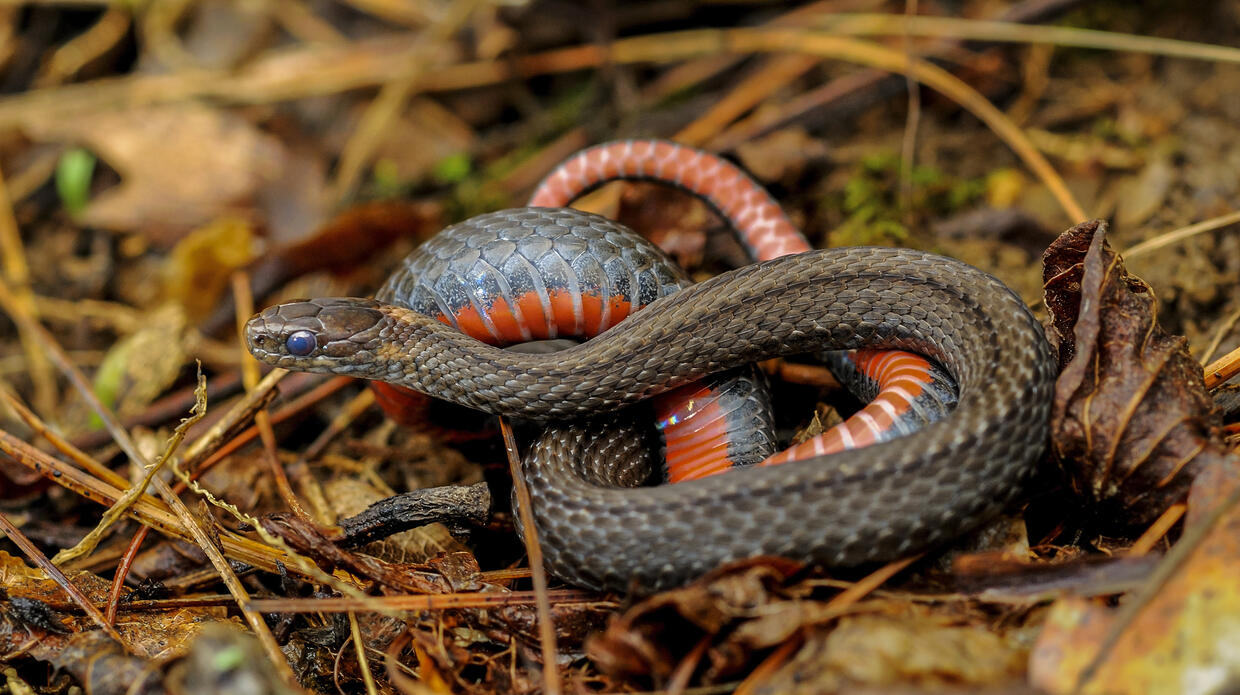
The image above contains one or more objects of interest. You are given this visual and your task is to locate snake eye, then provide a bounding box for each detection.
[285,330,317,356]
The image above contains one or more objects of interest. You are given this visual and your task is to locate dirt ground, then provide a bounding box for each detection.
[0,1,1239,693]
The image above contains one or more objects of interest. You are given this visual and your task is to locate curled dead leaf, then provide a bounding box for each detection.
[1029,463,1240,695]
[1042,219,1233,524]
[586,557,803,682]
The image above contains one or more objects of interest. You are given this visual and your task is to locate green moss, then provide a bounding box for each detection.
[825,151,985,248]
[431,152,472,184]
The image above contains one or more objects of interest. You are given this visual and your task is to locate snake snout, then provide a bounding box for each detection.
[245,298,388,367]
[243,306,288,358]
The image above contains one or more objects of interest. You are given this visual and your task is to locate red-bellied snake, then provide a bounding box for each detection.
[246,140,1055,592]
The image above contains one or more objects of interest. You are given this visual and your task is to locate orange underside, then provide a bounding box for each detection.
[761,349,933,466]
[446,289,633,343]
[654,382,735,483]
[377,139,942,482]
[373,289,633,421]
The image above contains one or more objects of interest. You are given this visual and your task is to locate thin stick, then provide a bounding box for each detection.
[0,385,145,494]
[105,525,150,624]
[1204,344,1240,389]
[51,368,208,565]
[666,635,712,695]
[827,554,920,609]
[673,54,818,147]
[189,374,349,478]
[1128,503,1185,556]
[815,13,1240,65]
[499,418,561,695]
[233,272,313,522]
[0,165,55,415]
[179,366,285,470]
[733,634,803,695]
[0,426,179,531]
[328,0,482,202]
[249,589,598,613]
[7,16,1237,133]
[349,612,379,695]
[712,29,1086,221]
[1074,483,1240,691]
[1201,305,1240,366]
[898,0,922,218]
[0,512,132,650]
[36,7,130,87]
[0,424,312,577]
[1124,210,1240,260]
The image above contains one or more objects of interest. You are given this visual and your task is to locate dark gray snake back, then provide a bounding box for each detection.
[245,209,1057,593]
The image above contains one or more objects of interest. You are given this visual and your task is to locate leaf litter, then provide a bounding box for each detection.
[1,2,1240,694]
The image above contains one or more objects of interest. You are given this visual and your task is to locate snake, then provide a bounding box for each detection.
[527,140,961,471]
[245,141,1057,592]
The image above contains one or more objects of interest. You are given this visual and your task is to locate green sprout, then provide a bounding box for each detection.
[56,147,96,217]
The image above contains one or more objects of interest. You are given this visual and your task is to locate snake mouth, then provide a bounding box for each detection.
[245,298,388,372]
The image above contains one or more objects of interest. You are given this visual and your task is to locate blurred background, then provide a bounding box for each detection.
[1,1,1240,693]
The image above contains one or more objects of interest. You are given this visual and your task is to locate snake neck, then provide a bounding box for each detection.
[245,298,563,398]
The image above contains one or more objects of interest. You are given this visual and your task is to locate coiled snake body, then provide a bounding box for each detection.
[246,143,1056,592]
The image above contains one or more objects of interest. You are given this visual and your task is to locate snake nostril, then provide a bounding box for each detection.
[285,330,317,356]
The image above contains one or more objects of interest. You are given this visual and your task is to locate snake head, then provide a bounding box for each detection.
[245,298,390,375]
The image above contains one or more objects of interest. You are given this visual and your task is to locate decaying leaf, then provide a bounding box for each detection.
[163,217,258,321]
[199,199,442,335]
[24,103,285,237]
[1029,461,1240,694]
[477,599,617,654]
[755,611,1027,695]
[324,477,470,565]
[1042,219,1234,523]
[586,557,803,682]
[261,513,482,594]
[91,303,189,419]
[0,550,237,663]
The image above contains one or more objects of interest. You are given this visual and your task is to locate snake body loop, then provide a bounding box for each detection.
[530,139,959,467]
[246,209,1056,591]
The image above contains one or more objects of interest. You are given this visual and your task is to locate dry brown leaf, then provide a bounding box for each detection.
[755,612,1027,695]
[24,103,285,237]
[163,217,258,321]
[477,599,617,654]
[1114,155,1174,229]
[734,127,828,183]
[324,477,469,565]
[0,550,236,663]
[1042,219,1233,524]
[613,181,716,269]
[586,557,803,682]
[261,513,474,594]
[200,199,441,335]
[1028,463,1240,694]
